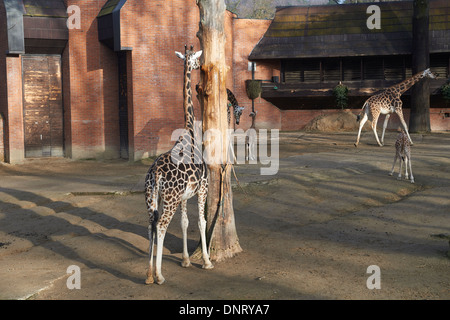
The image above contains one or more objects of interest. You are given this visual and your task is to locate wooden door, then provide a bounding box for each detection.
[22,55,63,158]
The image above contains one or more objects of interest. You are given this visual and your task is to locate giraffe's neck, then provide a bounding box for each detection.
[183,63,195,138]
[390,71,425,96]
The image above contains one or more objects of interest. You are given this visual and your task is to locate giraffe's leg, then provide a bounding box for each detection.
[154,201,178,285]
[396,110,414,145]
[389,153,398,176]
[246,129,257,162]
[404,155,409,181]
[381,113,391,146]
[228,137,236,164]
[145,184,159,285]
[398,157,403,180]
[370,112,383,147]
[146,219,155,284]
[408,155,414,183]
[180,200,191,268]
[154,225,167,285]
[245,135,250,161]
[355,112,368,147]
[146,227,154,284]
[198,184,213,270]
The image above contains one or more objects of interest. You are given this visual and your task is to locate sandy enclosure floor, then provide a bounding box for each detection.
[0,131,449,300]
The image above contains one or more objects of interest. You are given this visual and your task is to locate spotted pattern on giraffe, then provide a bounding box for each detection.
[355,69,436,147]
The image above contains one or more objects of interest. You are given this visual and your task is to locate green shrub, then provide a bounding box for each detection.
[245,80,262,100]
[441,82,450,102]
[333,82,349,109]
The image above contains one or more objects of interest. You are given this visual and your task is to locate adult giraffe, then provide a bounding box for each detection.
[144,46,213,285]
[355,68,436,147]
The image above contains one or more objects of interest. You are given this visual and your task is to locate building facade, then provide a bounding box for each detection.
[250,0,450,131]
[0,0,449,163]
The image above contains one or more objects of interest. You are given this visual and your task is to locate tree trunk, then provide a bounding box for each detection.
[194,0,242,262]
[410,0,431,133]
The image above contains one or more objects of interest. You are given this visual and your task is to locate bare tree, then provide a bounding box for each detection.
[410,0,431,132]
[195,0,243,262]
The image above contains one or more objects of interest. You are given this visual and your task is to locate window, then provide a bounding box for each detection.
[430,53,449,79]
[323,58,341,82]
[281,54,447,83]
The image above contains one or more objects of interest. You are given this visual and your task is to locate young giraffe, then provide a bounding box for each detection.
[144,46,213,285]
[355,68,436,147]
[389,129,414,183]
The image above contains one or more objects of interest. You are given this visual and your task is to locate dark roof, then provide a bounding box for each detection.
[22,0,67,18]
[2,0,25,54]
[98,0,122,18]
[249,0,450,60]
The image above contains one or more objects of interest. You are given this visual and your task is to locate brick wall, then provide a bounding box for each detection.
[0,1,7,162]
[5,56,25,163]
[232,19,281,131]
[120,0,240,159]
[281,108,450,132]
[120,0,199,159]
[1,1,448,163]
[65,0,119,160]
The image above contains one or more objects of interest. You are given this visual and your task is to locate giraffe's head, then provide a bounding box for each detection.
[422,68,437,79]
[233,106,245,125]
[175,45,202,70]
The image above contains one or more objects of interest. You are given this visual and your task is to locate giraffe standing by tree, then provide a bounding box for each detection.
[355,68,436,147]
[144,46,213,285]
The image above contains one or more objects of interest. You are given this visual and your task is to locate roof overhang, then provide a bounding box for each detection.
[3,0,25,54]
[97,0,130,52]
[2,0,69,55]
[249,0,450,60]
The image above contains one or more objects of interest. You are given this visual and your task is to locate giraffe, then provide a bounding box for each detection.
[226,89,244,163]
[389,129,414,183]
[144,45,213,285]
[227,89,245,127]
[354,68,436,147]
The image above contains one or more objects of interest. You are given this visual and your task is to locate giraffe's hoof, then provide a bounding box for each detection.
[202,262,214,270]
[145,270,154,285]
[181,259,192,268]
[388,172,393,176]
[354,143,358,147]
[156,276,165,285]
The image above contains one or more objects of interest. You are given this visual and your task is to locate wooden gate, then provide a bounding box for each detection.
[22,55,64,158]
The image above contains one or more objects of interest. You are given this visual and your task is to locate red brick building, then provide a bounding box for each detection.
[0,0,449,164]
[0,0,277,163]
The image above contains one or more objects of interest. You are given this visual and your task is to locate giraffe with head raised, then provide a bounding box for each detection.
[144,45,213,285]
[389,129,414,183]
[355,68,436,147]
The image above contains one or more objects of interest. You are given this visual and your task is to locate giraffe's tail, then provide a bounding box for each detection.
[356,101,369,122]
[145,170,161,247]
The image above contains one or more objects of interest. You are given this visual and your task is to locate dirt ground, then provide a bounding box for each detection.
[0,130,449,300]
